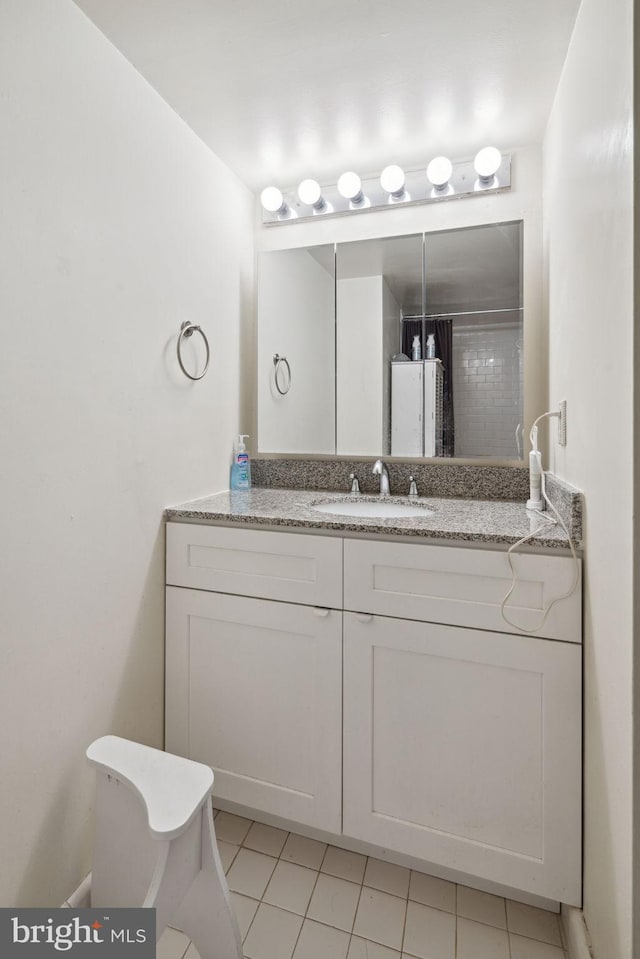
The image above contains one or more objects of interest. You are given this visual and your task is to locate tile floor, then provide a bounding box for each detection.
[157,810,569,959]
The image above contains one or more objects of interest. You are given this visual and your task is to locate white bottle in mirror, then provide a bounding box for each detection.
[412,335,421,361]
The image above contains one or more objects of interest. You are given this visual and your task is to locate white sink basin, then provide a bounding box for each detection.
[311,499,434,519]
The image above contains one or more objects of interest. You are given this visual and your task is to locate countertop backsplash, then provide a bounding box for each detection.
[251,458,530,499]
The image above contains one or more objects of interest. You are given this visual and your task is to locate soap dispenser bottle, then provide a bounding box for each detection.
[426,334,436,359]
[412,335,422,361]
[230,435,251,491]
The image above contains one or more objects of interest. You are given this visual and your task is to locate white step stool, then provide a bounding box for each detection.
[87,735,242,959]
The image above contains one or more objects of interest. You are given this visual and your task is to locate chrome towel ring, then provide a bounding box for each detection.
[177,321,210,381]
[273,353,291,395]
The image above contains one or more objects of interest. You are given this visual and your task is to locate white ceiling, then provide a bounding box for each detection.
[74,0,581,194]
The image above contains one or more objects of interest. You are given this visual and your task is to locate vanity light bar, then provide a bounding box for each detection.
[261,150,511,225]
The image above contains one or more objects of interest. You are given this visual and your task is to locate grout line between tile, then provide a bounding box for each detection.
[287,844,328,958]
[289,923,304,959]
[349,866,366,937]
[317,842,331,873]
[238,896,260,948]
[456,911,509,933]
[399,895,407,957]
[507,928,565,948]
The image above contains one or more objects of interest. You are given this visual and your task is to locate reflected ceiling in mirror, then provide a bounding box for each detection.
[336,233,424,315]
[425,222,522,314]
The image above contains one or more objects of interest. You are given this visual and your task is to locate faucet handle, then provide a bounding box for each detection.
[408,476,418,497]
[349,473,360,493]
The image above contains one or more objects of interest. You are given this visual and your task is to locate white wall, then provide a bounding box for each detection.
[382,279,401,453]
[335,275,400,456]
[254,146,544,457]
[337,276,380,455]
[0,0,253,906]
[543,0,634,954]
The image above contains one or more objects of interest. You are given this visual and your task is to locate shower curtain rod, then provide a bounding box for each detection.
[402,307,523,320]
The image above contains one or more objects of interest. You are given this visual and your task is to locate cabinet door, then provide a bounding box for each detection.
[166,587,342,833]
[343,612,581,904]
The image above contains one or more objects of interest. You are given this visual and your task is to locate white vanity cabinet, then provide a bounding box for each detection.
[165,520,582,906]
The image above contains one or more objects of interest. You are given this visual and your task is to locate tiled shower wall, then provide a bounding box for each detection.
[452,321,523,459]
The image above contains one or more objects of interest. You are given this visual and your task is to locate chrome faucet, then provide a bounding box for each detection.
[372,459,390,494]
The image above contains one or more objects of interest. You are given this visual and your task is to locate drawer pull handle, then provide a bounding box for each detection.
[314,607,330,617]
[356,613,373,623]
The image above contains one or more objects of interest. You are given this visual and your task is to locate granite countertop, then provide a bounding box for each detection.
[165,487,576,551]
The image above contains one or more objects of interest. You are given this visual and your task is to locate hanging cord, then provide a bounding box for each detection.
[500,412,581,633]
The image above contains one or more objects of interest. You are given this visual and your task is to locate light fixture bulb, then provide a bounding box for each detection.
[298,178,325,210]
[260,186,287,214]
[380,165,406,198]
[473,147,502,182]
[426,156,453,189]
[337,171,364,204]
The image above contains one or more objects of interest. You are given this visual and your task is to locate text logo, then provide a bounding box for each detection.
[0,909,155,957]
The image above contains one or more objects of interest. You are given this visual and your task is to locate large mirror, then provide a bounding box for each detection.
[257,221,523,460]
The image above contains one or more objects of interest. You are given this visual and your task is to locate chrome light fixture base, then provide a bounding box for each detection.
[261,154,511,226]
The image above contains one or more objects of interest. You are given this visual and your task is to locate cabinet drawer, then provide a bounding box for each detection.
[344,539,581,642]
[166,523,342,607]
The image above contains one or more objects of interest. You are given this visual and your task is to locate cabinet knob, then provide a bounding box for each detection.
[356,613,373,623]
[313,607,330,617]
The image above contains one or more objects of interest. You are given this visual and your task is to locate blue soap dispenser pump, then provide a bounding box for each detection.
[230,434,251,491]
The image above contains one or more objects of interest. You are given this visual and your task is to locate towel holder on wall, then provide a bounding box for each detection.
[273,353,291,395]
[177,322,210,381]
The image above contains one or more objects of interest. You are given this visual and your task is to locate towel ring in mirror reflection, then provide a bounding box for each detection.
[177,322,210,381]
[273,353,291,395]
